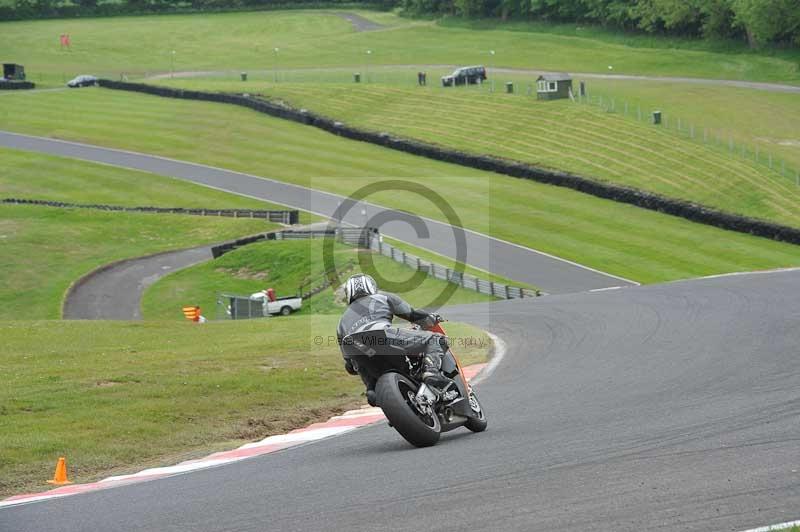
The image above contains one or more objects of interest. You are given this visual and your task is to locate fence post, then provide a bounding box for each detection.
[401,250,406,264]
[504,285,510,299]
[416,257,422,271]
[489,281,495,297]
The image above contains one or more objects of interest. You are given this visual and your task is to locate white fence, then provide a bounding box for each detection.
[369,236,539,300]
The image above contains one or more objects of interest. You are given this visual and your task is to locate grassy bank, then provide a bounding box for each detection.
[0,88,798,284]
[0,205,273,319]
[142,239,496,321]
[0,146,300,211]
[159,78,800,229]
[0,149,301,319]
[0,317,493,497]
[0,9,798,84]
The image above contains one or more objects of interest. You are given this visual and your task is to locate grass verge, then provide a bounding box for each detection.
[0,88,798,284]
[0,317,492,497]
[142,239,497,321]
[0,205,273,320]
[1,9,798,83]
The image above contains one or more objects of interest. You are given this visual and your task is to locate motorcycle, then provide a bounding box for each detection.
[343,317,487,447]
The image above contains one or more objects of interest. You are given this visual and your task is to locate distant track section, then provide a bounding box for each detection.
[0,129,635,294]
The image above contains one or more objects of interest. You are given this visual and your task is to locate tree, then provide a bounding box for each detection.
[731,0,800,47]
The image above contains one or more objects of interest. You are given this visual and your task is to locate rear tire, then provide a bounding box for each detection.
[464,391,488,433]
[279,306,292,316]
[376,373,440,448]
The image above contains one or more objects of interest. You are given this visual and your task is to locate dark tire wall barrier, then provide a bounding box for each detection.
[0,81,35,90]
[97,79,800,246]
[3,197,299,224]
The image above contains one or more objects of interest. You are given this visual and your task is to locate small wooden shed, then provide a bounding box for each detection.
[536,73,572,100]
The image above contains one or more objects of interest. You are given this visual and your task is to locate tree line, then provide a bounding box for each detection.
[2,0,797,49]
[406,0,799,48]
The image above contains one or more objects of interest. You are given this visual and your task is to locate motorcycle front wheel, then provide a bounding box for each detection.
[464,390,488,433]
[376,372,441,448]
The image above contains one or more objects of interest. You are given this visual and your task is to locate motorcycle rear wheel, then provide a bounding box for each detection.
[376,372,441,448]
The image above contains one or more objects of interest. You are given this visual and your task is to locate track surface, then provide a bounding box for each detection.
[0,130,634,294]
[3,269,798,531]
[62,244,214,319]
[154,65,800,93]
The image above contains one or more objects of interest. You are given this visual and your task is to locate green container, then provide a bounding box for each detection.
[653,110,662,125]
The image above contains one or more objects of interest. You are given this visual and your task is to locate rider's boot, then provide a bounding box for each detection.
[420,354,450,388]
[366,389,377,407]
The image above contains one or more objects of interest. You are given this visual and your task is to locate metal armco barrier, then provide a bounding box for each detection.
[368,234,539,300]
[3,198,299,224]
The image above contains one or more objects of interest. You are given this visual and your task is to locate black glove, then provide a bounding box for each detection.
[429,313,444,324]
[344,359,358,376]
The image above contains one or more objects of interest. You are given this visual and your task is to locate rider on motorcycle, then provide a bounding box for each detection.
[337,273,448,407]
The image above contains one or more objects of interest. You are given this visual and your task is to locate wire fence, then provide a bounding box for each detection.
[574,92,800,188]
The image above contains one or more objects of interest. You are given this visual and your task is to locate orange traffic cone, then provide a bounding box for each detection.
[47,457,72,485]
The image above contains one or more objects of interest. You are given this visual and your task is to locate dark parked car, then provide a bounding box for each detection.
[441,66,487,87]
[67,75,98,88]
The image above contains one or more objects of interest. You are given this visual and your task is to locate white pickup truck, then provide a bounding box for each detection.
[249,291,302,316]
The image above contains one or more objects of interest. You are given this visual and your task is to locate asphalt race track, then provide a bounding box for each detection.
[3,269,798,531]
[62,244,215,320]
[0,130,635,295]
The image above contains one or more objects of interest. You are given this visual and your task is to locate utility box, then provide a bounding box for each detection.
[505,82,514,94]
[2,64,25,81]
[354,72,361,83]
[653,110,662,125]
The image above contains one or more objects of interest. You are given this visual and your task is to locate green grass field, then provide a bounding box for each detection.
[1,10,798,85]
[157,78,800,229]
[142,239,496,321]
[0,88,798,284]
[583,79,800,171]
[0,316,493,496]
[0,148,298,319]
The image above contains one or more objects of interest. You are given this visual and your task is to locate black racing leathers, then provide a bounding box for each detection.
[337,293,444,391]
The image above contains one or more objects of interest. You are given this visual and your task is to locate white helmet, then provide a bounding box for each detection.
[345,274,378,304]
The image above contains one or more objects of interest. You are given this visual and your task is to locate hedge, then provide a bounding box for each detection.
[97,79,800,246]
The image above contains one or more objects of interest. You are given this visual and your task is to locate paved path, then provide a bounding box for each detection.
[151,64,800,93]
[0,130,636,295]
[3,269,799,531]
[62,245,214,320]
[334,11,385,32]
